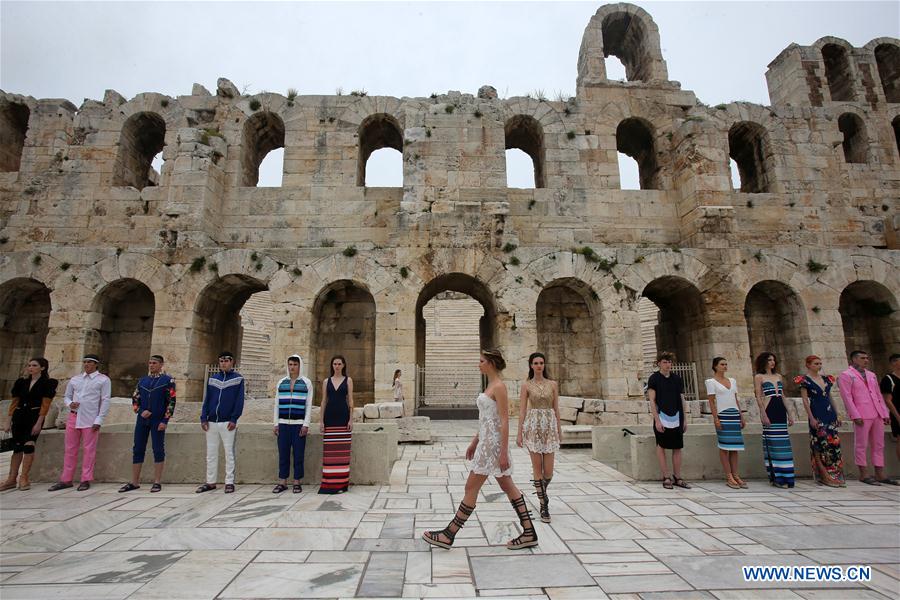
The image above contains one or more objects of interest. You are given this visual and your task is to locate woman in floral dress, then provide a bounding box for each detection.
[796,355,846,487]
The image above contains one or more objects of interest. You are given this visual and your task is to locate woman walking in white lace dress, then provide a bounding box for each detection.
[423,349,538,550]
[516,352,561,523]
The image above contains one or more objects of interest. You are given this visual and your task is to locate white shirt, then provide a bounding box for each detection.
[705,377,739,413]
[64,371,112,428]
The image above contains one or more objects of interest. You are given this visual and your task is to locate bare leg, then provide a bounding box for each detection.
[718,449,732,476]
[0,452,23,490]
[672,449,683,479]
[656,445,669,478]
[153,461,164,484]
[541,452,555,480]
[529,452,543,480]
[131,463,142,486]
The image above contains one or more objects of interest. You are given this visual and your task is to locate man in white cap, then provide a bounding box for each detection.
[48,354,112,491]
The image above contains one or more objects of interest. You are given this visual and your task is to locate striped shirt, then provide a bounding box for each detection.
[274,376,313,427]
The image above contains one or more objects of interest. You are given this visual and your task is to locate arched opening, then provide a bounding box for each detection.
[0,102,29,173]
[505,115,544,189]
[838,113,868,164]
[241,111,285,187]
[640,277,710,393]
[0,278,50,398]
[363,147,402,187]
[729,121,773,193]
[415,274,496,416]
[616,118,659,190]
[822,44,855,102]
[606,55,627,81]
[893,116,900,157]
[839,281,899,377]
[113,112,166,189]
[86,279,155,396]
[257,147,284,187]
[536,279,601,397]
[505,148,536,188]
[601,12,653,81]
[357,113,402,187]
[311,280,376,405]
[729,158,741,190]
[875,44,900,103]
[189,274,270,402]
[743,281,810,394]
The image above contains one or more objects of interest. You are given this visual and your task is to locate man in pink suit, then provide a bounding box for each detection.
[838,350,895,485]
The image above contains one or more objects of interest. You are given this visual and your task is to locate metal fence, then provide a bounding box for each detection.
[642,362,701,401]
[204,364,271,401]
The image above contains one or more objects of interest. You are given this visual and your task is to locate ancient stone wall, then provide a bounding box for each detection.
[1,3,898,416]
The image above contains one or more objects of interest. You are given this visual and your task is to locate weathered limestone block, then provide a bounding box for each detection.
[378,402,404,419]
[352,407,365,423]
[558,396,584,410]
[363,404,380,419]
[583,399,604,413]
[367,416,431,443]
[595,412,639,426]
[575,412,599,425]
[561,425,592,445]
[559,406,579,422]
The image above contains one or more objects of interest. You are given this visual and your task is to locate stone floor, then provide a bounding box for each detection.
[1,422,898,599]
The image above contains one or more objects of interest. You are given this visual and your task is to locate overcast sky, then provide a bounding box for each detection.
[2,1,897,188]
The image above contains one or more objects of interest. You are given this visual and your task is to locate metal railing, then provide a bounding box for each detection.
[204,364,271,401]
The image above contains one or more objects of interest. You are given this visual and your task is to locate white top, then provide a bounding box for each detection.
[705,377,739,412]
[392,379,403,401]
[469,393,513,477]
[64,371,112,428]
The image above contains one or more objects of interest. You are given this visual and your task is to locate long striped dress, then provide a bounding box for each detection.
[319,377,351,494]
[761,380,795,488]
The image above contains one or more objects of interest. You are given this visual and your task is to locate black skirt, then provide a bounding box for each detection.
[654,425,684,449]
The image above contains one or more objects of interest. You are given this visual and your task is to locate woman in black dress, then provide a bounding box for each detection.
[2,358,58,491]
[318,355,353,494]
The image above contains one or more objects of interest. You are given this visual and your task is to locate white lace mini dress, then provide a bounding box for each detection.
[469,392,513,477]
[522,379,560,454]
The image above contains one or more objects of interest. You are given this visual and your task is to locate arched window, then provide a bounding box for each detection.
[838,113,868,164]
[505,115,544,188]
[0,102,29,172]
[892,116,900,157]
[601,12,653,82]
[616,118,658,190]
[113,112,165,189]
[357,113,402,187]
[241,111,285,187]
[875,44,900,103]
[822,44,855,102]
[728,121,772,193]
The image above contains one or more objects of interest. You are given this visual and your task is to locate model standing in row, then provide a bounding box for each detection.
[197,351,244,494]
[839,350,894,485]
[1,358,57,491]
[647,352,691,489]
[797,355,845,487]
[424,349,538,550]
[319,355,353,494]
[273,354,312,493]
[517,352,561,522]
[706,357,746,489]
[754,353,794,488]
[881,354,900,465]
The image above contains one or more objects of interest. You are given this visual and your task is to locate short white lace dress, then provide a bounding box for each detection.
[469,392,513,477]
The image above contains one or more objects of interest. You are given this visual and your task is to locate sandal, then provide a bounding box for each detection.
[272,484,288,494]
[734,476,748,489]
[293,484,302,493]
[195,483,217,493]
[860,477,881,486]
[507,494,539,550]
[118,482,140,493]
[877,479,900,486]
[532,479,551,522]
[726,476,741,489]
[423,501,475,549]
[673,477,692,489]
[662,477,674,489]
[224,484,235,493]
[150,483,162,493]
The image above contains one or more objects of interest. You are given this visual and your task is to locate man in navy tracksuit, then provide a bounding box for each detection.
[119,355,176,493]
[196,351,244,494]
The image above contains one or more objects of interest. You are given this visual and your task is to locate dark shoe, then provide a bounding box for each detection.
[195,483,217,493]
[860,477,881,486]
[423,500,475,549]
[224,484,235,493]
[673,477,692,489]
[272,484,288,494]
[877,479,900,486]
[77,481,91,491]
[118,483,140,493]
[507,493,538,550]
[293,484,302,493]
[662,477,674,489]
[150,483,162,493]
[47,481,73,492]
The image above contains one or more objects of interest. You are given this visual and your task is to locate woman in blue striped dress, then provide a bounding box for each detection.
[754,353,795,489]
[706,357,746,489]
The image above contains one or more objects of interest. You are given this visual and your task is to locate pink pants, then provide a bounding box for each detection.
[60,412,100,482]
[854,418,885,468]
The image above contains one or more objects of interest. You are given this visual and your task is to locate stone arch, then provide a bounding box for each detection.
[839,281,899,377]
[357,113,403,187]
[536,278,601,397]
[616,117,659,190]
[728,121,774,193]
[311,280,376,404]
[893,115,900,157]
[0,278,51,398]
[241,111,285,187]
[0,100,30,173]
[577,3,668,87]
[743,280,810,392]
[85,278,155,396]
[838,113,868,164]
[821,41,856,102]
[875,42,900,103]
[639,275,710,372]
[113,111,166,189]
[505,114,545,188]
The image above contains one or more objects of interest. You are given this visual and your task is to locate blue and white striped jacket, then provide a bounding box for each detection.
[201,370,245,423]
[274,376,313,426]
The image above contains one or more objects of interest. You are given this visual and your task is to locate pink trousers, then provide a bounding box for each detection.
[60,412,100,482]
[854,418,885,468]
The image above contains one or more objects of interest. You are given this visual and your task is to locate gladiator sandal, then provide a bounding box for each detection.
[532,479,550,523]
[542,477,552,522]
[423,501,475,549]
[507,493,539,550]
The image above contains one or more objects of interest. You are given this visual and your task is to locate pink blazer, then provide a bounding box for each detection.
[838,367,889,420]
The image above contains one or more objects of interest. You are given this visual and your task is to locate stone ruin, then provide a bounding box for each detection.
[0,3,898,427]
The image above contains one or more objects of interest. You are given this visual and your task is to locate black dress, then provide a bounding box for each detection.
[9,376,58,453]
[319,377,351,494]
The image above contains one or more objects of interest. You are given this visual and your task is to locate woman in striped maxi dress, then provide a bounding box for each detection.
[318,355,353,494]
[706,357,746,489]
[754,353,795,488]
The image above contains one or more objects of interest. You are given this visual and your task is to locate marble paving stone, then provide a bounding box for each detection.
[272,510,365,528]
[111,497,170,511]
[219,562,364,598]
[567,501,622,522]
[129,550,256,599]
[64,533,121,551]
[252,550,311,562]
[735,525,900,550]
[357,551,405,597]
[546,515,603,540]
[7,550,186,584]
[662,555,865,590]
[237,528,353,551]
[307,551,370,563]
[405,551,431,583]
[799,548,900,564]
[347,538,430,552]
[141,495,241,529]
[381,514,415,538]
[98,537,150,551]
[566,540,643,553]
[545,586,609,599]
[0,583,144,599]
[0,552,56,565]
[432,547,470,583]
[674,529,738,554]
[1,511,132,552]
[641,592,716,599]
[530,521,572,554]
[135,527,255,550]
[695,514,802,528]
[201,497,299,528]
[471,554,594,589]
[638,538,706,556]
[590,522,646,540]
[593,573,693,593]
[793,590,892,599]
[579,552,658,564]
[478,587,544,596]
[353,521,384,538]
[710,591,802,599]
[104,517,153,534]
[585,561,672,576]
[401,583,477,597]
